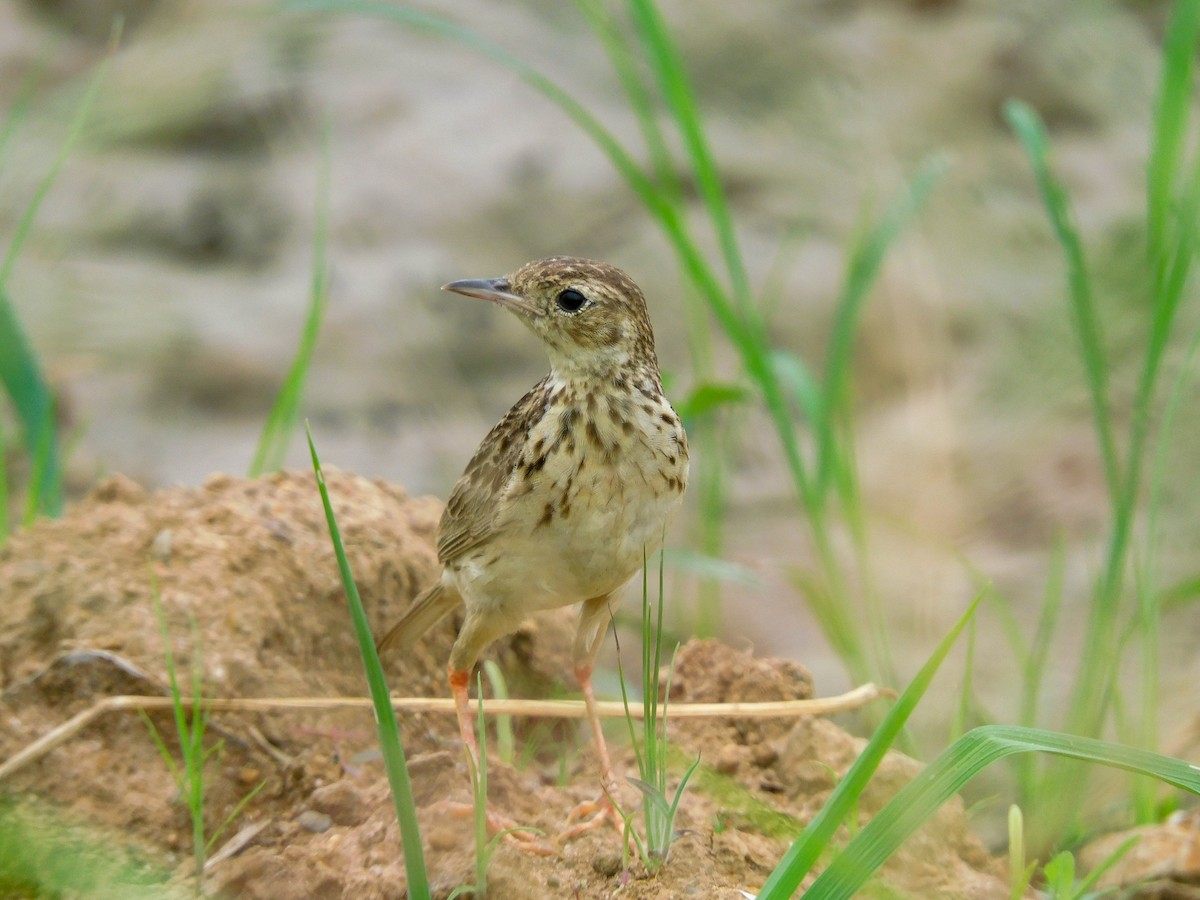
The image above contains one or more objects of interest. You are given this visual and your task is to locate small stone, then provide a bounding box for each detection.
[592,852,622,878]
[751,744,778,768]
[238,767,260,785]
[311,779,368,826]
[297,810,332,833]
[428,827,459,852]
[715,744,741,774]
[150,529,172,562]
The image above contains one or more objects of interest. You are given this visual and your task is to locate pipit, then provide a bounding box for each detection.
[378,256,688,844]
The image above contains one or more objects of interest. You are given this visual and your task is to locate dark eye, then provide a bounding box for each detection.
[556,288,587,313]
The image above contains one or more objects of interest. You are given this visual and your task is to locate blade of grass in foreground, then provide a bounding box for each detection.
[805,725,1200,899]
[755,588,985,898]
[307,424,429,900]
[250,126,332,476]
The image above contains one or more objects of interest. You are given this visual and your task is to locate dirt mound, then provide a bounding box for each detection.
[0,471,1006,898]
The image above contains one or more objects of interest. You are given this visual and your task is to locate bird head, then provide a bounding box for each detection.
[442,256,658,380]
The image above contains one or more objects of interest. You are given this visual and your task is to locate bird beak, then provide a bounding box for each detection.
[442,277,538,317]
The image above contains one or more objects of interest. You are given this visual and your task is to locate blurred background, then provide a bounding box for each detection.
[2,0,1198,827]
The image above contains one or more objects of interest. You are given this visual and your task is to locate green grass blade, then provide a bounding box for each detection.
[18,398,56,525]
[472,676,489,898]
[207,779,266,854]
[756,588,985,898]
[1006,805,1034,900]
[0,32,116,519]
[0,49,50,174]
[572,0,681,206]
[570,0,719,383]
[0,27,116,288]
[815,156,945,499]
[616,562,647,779]
[788,569,869,690]
[482,660,514,766]
[1014,537,1066,804]
[1005,98,1129,755]
[1004,100,1119,525]
[769,350,822,426]
[804,726,1200,899]
[1147,0,1200,273]
[625,0,753,312]
[0,285,61,519]
[0,418,8,544]
[138,707,184,791]
[250,124,332,476]
[306,424,429,900]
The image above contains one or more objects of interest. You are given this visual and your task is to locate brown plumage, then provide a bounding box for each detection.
[378,256,688,843]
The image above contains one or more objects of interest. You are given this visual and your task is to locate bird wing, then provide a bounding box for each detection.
[436,376,552,565]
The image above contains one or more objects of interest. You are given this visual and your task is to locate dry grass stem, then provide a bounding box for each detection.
[0,683,885,782]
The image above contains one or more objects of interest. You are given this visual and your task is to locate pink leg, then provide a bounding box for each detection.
[446,665,556,854]
[578,663,620,800]
[560,662,626,841]
[449,665,480,766]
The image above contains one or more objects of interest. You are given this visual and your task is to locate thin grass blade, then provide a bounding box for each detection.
[804,725,1200,899]
[0,287,60,520]
[306,424,429,900]
[625,0,753,311]
[1004,101,1119,524]
[0,30,116,518]
[250,125,332,476]
[756,588,985,898]
[1147,0,1200,273]
[0,419,8,544]
[815,156,945,500]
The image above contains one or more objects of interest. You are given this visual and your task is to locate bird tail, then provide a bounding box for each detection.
[376,581,460,653]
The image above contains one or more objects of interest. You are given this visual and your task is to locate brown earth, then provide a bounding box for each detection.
[1,470,1010,898]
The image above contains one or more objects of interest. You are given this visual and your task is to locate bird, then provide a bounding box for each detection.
[377,256,688,843]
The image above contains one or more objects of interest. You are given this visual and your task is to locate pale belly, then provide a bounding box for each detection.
[449,396,688,620]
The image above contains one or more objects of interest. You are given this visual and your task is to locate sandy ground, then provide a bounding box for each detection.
[1,471,1008,897]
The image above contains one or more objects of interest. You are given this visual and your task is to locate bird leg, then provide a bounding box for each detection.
[449,665,481,765]
[447,665,557,855]
[561,595,627,841]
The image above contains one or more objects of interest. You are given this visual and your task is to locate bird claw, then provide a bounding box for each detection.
[559,793,626,843]
[431,800,559,856]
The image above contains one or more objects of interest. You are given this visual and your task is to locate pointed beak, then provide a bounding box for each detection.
[441,277,537,316]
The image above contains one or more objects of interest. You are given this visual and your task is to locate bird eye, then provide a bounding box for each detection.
[556,288,587,313]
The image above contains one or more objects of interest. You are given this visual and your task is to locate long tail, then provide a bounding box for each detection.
[376,581,461,653]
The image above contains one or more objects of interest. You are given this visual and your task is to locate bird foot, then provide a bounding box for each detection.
[559,793,626,843]
[432,800,558,856]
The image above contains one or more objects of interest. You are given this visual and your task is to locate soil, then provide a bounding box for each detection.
[2,470,1009,898]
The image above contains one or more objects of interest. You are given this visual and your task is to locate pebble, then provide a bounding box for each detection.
[751,744,778,768]
[311,779,368,826]
[150,529,172,562]
[297,810,333,833]
[715,744,741,774]
[592,852,622,877]
[428,827,460,852]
